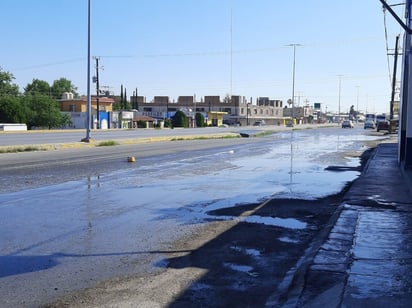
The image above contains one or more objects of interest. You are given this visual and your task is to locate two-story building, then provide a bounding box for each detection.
[136,95,284,126]
[59,92,114,129]
[59,92,287,128]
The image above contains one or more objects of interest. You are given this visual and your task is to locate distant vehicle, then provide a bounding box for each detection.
[253,120,265,126]
[376,114,387,123]
[364,120,375,129]
[342,120,354,128]
[365,113,376,123]
[223,119,241,126]
[376,120,390,132]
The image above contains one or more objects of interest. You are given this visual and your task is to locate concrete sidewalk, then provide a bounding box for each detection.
[290,143,412,307]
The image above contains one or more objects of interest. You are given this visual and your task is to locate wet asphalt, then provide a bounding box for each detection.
[284,142,412,307]
[2,127,409,307]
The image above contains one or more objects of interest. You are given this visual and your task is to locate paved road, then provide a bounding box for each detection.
[0,137,263,193]
[0,126,275,146]
[0,125,389,307]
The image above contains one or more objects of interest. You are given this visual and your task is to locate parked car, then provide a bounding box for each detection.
[223,119,241,126]
[253,120,265,126]
[342,120,354,128]
[376,120,390,132]
[364,120,375,129]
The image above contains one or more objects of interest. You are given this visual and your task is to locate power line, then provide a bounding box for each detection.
[382,5,394,86]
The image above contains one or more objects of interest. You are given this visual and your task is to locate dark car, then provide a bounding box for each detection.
[376,120,390,132]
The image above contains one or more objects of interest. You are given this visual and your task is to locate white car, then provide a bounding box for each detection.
[342,120,354,128]
[364,120,375,129]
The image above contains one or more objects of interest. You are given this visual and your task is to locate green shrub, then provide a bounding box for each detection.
[97,140,118,146]
[195,112,205,127]
[171,110,188,128]
[164,119,172,128]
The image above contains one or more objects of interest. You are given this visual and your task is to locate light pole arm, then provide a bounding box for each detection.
[379,0,412,34]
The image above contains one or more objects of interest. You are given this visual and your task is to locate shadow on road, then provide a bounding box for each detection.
[159,196,343,307]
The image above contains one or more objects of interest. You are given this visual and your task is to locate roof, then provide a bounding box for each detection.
[133,115,155,121]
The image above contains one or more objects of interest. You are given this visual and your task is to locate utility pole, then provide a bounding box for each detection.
[93,56,100,129]
[286,44,302,126]
[82,0,92,142]
[390,34,400,120]
[337,75,343,123]
[230,7,233,100]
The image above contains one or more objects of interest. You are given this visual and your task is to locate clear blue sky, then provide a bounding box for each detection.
[0,0,404,114]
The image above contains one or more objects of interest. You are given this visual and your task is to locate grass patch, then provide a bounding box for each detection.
[97,140,119,146]
[170,134,240,141]
[253,131,276,137]
[0,146,42,153]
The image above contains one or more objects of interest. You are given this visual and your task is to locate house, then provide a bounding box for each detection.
[59,93,114,129]
[133,115,156,128]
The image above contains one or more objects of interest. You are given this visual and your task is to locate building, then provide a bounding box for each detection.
[137,95,284,126]
[59,93,114,129]
[58,91,288,129]
[60,93,114,113]
[283,105,315,124]
[233,97,284,126]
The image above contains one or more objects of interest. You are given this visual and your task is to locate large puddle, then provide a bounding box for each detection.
[0,128,387,307]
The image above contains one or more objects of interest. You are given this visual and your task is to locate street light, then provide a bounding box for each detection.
[286,44,302,126]
[82,0,92,142]
[337,75,343,123]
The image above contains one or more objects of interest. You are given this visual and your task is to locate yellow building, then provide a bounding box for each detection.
[207,111,227,126]
[60,96,114,113]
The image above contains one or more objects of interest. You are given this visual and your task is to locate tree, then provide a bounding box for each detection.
[0,68,22,123]
[0,67,19,97]
[24,79,50,96]
[0,96,25,123]
[195,112,205,127]
[113,84,130,110]
[120,84,124,108]
[172,110,188,128]
[50,77,78,99]
[23,94,64,129]
[60,113,72,128]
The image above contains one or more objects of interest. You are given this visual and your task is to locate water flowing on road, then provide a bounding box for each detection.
[0,127,387,307]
